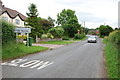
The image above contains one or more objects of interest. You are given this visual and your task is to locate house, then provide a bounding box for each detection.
[88,29,99,35]
[0,0,26,28]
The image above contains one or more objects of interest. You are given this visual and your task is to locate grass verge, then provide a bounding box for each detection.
[40,40,75,45]
[2,43,48,60]
[103,39,119,78]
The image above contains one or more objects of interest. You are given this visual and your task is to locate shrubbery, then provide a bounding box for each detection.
[74,34,86,39]
[47,33,54,39]
[41,34,48,39]
[108,30,120,46]
[103,30,120,78]
[18,35,27,39]
[62,36,69,40]
[48,27,64,38]
[2,20,16,46]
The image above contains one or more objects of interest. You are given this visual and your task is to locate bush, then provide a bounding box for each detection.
[18,35,27,39]
[48,27,64,38]
[103,36,109,43]
[74,34,85,39]
[2,20,16,45]
[62,36,69,40]
[47,33,54,39]
[109,30,120,46]
[41,34,48,39]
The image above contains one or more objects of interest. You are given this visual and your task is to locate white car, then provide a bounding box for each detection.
[87,36,97,43]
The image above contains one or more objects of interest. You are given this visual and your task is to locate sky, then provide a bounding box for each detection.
[2,0,119,29]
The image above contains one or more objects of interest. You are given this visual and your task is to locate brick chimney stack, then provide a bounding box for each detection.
[0,0,2,14]
[0,0,2,8]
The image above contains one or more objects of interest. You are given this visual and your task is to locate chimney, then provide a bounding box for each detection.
[0,0,2,8]
[0,0,2,14]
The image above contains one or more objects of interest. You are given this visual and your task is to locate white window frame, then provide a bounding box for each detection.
[2,17,8,21]
[15,19,20,25]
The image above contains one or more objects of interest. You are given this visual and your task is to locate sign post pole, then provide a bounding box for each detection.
[27,33,29,47]
[16,33,18,44]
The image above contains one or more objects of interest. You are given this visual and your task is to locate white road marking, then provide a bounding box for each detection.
[1,59,54,70]
[20,60,40,68]
[30,61,44,68]
[8,59,27,66]
[37,62,54,70]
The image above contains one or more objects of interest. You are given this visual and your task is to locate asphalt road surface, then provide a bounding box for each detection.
[2,38,106,78]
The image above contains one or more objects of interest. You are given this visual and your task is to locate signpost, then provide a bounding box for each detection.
[14,28,31,46]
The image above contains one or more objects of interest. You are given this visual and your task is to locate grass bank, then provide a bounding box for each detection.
[40,40,75,45]
[103,39,119,78]
[2,43,48,60]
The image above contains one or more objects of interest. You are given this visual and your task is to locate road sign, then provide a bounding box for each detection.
[14,28,31,33]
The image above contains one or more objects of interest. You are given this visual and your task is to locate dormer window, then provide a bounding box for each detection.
[2,17,8,21]
[15,19,20,25]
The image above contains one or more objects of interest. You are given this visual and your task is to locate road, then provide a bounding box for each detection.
[2,38,106,78]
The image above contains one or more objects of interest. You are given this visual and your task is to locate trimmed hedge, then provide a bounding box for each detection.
[109,30,120,46]
[48,27,64,38]
[41,34,48,39]
[62,36,69,40]
[74,34,86,39]
[2,20,16,45]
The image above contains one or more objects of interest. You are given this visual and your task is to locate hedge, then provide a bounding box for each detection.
[2,20,16,46]
[74,34,86,39]
[109,30,120,47]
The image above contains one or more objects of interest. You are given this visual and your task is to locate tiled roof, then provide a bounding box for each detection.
[1,5,26,21]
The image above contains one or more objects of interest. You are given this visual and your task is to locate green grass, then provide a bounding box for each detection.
[104,40,119,78]
[2,43,48,60]
[40,40,75,45]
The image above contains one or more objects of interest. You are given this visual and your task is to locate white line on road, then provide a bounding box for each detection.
[1,59,54,70]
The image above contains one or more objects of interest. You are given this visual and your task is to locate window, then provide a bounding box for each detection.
[15,19,20,25]
[2,17,8,21]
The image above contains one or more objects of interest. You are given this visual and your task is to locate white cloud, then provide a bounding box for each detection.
[2,0,119,29]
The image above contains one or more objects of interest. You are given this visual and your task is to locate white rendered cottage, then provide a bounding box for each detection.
[0,0,26,28]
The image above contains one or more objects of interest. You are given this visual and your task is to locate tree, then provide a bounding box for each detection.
[84,28,89,34]
[57,9,81,37]
[26,3,42,42]
[57,9,78,25]
[39,18,53,34]
[47,16,55,27]
[99,25,113,37]
[48,27,64,38]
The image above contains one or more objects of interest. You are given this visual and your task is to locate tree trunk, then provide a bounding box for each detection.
[36,35,38,43]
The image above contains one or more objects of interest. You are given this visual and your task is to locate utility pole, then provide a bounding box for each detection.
[81,21,86,34]
[104,23,106,26]
[83,21,85,34]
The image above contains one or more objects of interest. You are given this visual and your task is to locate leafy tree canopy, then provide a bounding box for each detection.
[57,9,81,37]
[99,25,113,37]
[25,3,43,40]
[39,18,53,33]
[57,9,78,26]
[47,16,55,27]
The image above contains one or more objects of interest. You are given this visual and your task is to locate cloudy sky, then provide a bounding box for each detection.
[2,0,119,29]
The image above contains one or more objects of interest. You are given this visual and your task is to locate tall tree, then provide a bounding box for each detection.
[99,25,113,37]
[57,9,81,37]
[39,18,53,33]
[25,3,42,42]
[47,16,55,27]
[57,9,78,25]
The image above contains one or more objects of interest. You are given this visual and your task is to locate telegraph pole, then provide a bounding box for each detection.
[83,21,85,34]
